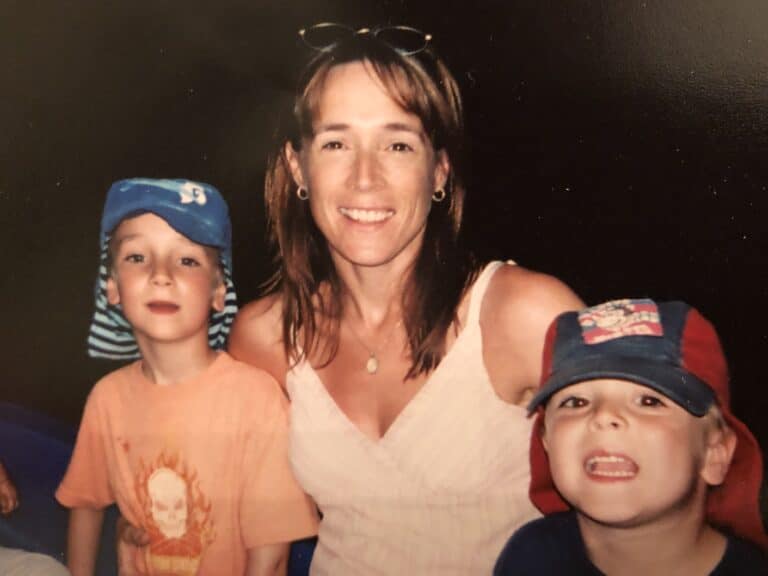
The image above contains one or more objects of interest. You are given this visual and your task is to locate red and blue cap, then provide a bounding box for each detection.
[528,299,767,549]
[87,178,238,359]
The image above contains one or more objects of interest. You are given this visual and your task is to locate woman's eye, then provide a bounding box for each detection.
[320,140,344,151]
[180,257,200,267]
[389,142,414,152]
[638,394,666,408]
[124,253,144,263]
[558,396,588,409]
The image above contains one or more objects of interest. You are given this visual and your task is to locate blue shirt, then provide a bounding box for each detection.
[494,511,767,575]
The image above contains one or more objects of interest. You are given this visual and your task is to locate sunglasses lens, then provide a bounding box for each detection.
[300,23,353,51]
[374,27,429,55]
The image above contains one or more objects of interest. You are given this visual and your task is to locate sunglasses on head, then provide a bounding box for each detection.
[299,22,433,56]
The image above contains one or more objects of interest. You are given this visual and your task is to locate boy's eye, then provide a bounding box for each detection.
[638,394,666,408]
[558,396,588,409]
[124,253,144,264]
[180,257,200,267]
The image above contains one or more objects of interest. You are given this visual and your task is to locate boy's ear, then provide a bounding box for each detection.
[106,275,120,306]
[540,419,550,453]
[700,422,737,486]
[211,275,226,313]
[284,142,306,190]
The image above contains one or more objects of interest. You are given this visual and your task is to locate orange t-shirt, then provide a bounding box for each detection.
[56,352,318,575]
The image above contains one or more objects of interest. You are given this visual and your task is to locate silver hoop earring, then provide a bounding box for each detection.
[297,186,309,200]
[432,188,446,203]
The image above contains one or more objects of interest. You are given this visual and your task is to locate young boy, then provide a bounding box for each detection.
[495,299,767,575]
[56,179,318,576]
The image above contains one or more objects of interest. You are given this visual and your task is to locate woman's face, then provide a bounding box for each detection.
[287,61,449,271]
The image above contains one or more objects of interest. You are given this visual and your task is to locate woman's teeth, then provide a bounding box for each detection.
[339,207,394,223]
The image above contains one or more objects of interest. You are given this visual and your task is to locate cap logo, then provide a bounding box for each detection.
[578,298,663,344]
[179,182,207,206]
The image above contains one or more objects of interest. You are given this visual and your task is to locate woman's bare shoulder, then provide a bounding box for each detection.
[228,294,288,384]
[480,263,584,403]
[234,293,283,325]
[483,264,584,332]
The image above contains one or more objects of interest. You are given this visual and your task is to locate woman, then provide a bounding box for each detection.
[229,24,583,575]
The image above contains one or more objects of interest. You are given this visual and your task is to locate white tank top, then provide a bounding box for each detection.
[287,261,540,575]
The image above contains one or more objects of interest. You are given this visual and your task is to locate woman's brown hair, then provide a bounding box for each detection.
[264,33,477,378]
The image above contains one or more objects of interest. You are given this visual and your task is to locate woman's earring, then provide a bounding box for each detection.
[297,186,309,200]
[432,188,446,203]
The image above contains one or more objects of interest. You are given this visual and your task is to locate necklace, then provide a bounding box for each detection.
[346,318,404,375]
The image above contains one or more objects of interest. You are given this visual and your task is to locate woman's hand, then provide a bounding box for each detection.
[116,514,150,547]
[116,515,150,575]
[0,476,19,515]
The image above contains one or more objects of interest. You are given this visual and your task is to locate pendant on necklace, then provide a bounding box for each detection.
[366,353,379,375]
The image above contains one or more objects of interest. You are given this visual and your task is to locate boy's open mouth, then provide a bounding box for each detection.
[147,301,180,314]
[583,452,638,479]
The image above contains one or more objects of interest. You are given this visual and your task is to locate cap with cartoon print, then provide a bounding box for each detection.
[87,178,237,359]
[528,299,767,550]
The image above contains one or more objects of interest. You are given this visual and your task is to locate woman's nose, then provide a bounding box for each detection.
[350,149,379,191]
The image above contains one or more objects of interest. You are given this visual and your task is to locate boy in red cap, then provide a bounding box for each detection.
[495,299,766,575]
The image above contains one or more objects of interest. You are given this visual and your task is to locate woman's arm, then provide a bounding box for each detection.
[480,264,584,404]
[229,295,289,386]
[246,543,289,576]
[67,507,105,576]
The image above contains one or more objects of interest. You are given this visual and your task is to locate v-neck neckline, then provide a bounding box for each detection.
[291,262,505,445]
[299,311,478,446]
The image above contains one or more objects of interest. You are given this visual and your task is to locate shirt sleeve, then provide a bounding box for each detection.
[55,384,114,509]
[240,381,319,548]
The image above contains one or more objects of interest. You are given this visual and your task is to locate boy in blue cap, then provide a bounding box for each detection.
[495,299,766,575]
[56,179,318,575]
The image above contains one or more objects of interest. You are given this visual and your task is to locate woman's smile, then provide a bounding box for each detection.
[338,206,395,224]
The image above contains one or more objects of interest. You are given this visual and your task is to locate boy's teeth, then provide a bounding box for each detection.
[340,208,393,222]
[585,455,638,477]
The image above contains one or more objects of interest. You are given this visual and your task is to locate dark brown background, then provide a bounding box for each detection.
[2,1,766,449]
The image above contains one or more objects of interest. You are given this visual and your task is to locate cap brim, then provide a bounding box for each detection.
[102,203,231,268]
[528,355,716,416]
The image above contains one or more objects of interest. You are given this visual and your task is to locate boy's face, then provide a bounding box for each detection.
[106,213,225,348]
[542,378,728,529]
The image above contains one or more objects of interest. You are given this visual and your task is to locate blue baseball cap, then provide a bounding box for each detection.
[100,178,232,269]
[87,178,238,359]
